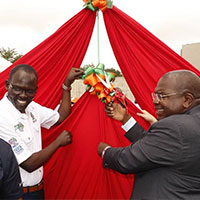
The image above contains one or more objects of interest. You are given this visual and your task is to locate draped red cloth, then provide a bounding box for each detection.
[103,6,200,124]
[42,93,133,199]
[0,5,200,199]
[0,9,96,107]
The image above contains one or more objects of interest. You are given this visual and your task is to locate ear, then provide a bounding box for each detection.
[182,93,194,108]
[5,80,9,90]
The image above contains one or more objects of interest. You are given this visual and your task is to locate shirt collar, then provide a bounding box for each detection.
[3,92,32,117]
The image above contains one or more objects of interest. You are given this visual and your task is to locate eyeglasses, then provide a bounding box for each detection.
[9,83,37,96]
[152,92,181,102]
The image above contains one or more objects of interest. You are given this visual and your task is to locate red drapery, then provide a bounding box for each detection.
[43,93,134,199]
[0,9,96,108]
[0,5,200,199]
[0,8,134,199]
[103,6,200,119]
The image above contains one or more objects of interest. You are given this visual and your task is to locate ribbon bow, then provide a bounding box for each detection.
[83,0,113,12]
[82,63,116,104]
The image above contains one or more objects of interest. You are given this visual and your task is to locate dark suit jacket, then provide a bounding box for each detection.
[0,139,23,199]
[103,105,200,200]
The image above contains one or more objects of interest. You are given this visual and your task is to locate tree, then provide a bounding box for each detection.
[105,67,122,77]
[0,47,23,63]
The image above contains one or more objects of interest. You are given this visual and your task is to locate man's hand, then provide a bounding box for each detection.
[56,130,72,147]
[97,142,110,157]
[105,102,131,124]
[64,68,84,86]
[20,130,72,172]
[137,110,157,125]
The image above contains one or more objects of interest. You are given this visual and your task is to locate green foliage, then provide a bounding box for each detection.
[105,67,122,77]
[0,47,23,63]
[81,64,122,77]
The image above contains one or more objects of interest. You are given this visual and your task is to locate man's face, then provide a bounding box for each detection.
[153,76,185,120]
[6,70,38,113]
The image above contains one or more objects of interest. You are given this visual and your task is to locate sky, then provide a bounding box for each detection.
[0,0,200,70]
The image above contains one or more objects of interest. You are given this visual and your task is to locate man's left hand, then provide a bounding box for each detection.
[64,68,84,86]
[97,142,110,157]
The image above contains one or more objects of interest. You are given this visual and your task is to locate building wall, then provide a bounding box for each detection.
[0,57,12,72]
[71,77,135,102]
[181,42,200,70]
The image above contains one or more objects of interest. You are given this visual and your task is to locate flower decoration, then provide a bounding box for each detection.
[83,0,113,12]
[82,63,127,108]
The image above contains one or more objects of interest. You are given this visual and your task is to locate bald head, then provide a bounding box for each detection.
[160,70,200,99]
[153,70,200,120]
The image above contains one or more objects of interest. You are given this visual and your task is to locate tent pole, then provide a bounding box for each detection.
[97,9,100,64]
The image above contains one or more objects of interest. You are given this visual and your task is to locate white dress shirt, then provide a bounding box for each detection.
[121,117,136,132]
[0,93,59,186]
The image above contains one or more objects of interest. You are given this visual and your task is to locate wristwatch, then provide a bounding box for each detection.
[62,83,72,91]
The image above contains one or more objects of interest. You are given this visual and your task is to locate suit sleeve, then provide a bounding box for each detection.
[124,122,147,143]
[0,140,23,199]
[103,118,182,174]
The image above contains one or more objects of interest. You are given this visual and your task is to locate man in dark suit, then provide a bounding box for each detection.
[98,70,200,200]
[0,139,23,199]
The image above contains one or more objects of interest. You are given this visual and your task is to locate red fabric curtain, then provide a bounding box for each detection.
[1,5,200,199]
[0,8,134,199]
[103,6,200,123]
[0,9,96,108]
[43,93,134,199]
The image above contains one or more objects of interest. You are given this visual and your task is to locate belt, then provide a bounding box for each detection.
[23,180,44,193]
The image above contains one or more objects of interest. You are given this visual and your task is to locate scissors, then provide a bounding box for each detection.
[96,71,112,89]
[96,72,128,108]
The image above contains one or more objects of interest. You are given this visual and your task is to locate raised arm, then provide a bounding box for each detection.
[56,68,84,124]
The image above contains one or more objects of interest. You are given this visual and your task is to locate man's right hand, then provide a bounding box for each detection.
[105,103,131,124]
[56,130,72,147]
